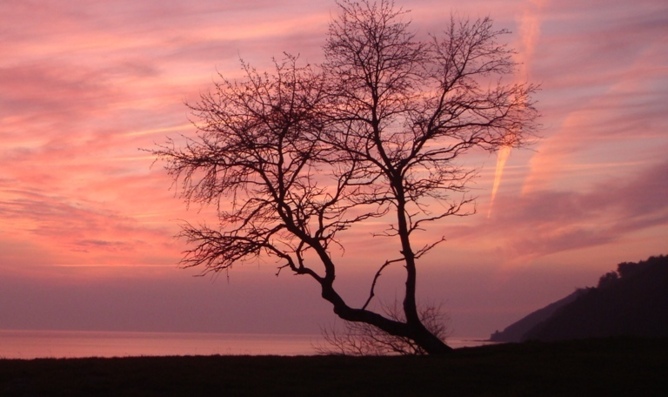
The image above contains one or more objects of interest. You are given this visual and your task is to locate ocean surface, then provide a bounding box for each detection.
[0,329,495,359]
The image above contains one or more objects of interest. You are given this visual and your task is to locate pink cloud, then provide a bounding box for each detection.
[458,158,668,264]
[0,186,180,269]
[520,0,668,194]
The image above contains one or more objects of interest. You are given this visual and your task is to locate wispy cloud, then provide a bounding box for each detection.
[517,0,668,198]
[463,158,668,265]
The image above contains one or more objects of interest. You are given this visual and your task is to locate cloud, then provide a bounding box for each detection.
[3,0,664,268]
[0,186,180,271]
[0,64,115,128]
[460,159,668,263]
[521,0,668,194]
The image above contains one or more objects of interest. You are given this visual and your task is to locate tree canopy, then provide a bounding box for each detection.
[153,0,538,354]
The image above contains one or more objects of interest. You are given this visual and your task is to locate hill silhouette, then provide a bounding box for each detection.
[490,289,585,342]
[491,255,668,342]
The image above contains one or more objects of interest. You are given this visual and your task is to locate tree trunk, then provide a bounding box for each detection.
[410,323,453,355]
[321,281,454,354]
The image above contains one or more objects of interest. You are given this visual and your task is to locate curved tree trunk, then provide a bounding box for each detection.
[408,322,453,355]
[320,279,453,354]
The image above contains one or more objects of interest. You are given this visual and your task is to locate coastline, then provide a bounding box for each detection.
[0,329,494,359]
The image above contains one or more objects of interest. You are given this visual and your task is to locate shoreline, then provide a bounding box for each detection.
[0,329,496,359]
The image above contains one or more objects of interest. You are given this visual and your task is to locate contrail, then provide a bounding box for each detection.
[487,0,544,218]
[487,145,512,218]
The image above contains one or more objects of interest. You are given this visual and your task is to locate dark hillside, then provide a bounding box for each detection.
[524,255,668,341]
[490,290,584,342]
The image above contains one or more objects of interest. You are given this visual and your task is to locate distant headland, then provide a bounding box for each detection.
[491,255,668,342]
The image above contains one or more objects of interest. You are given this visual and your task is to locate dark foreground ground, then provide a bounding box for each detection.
[1,337,666,396]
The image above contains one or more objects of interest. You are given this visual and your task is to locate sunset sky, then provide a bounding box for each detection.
[2,0,667,339]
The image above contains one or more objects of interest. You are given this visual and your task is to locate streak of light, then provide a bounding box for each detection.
[487,145,512,218]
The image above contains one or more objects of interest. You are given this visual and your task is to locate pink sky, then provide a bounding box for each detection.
[1,0,667,339]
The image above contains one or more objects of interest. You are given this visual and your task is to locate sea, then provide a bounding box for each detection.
[0,329,495,359]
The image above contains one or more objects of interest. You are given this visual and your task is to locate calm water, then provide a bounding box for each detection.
[0,330,494,359]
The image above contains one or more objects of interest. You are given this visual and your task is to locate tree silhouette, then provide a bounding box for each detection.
[153,0,538,354]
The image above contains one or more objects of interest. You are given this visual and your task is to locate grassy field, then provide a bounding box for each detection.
[1,337,666,396]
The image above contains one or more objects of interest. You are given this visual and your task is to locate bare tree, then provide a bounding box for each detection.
[152,0,538,355]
